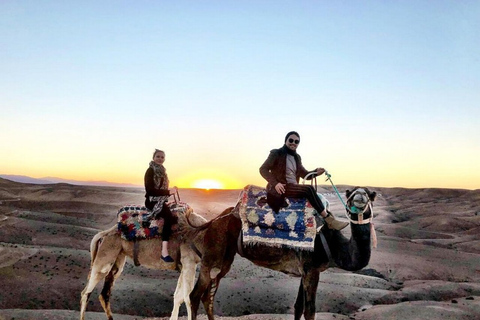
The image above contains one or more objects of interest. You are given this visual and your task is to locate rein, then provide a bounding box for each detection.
[324,171,377,248]
[324,171,373,224]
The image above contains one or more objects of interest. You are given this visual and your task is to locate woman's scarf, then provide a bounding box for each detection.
[149,161,169,188]
[149,161,169,214]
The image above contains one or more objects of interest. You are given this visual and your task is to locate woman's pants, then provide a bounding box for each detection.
[150,202,176,241]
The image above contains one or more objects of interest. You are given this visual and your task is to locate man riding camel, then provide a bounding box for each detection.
[259,131,348,231]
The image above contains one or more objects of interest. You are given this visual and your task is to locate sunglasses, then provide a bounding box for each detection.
[288,138,300,144]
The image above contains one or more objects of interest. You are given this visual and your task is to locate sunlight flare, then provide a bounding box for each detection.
[192,179,224,190]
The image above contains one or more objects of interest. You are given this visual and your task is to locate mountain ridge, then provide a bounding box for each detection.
[0,174,142,188]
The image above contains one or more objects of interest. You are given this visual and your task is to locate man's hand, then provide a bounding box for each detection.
[316,168,326,176]
[275,183,286,194]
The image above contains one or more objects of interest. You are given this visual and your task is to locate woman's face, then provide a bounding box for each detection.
[153,151,165,165]
[286,134,300,151]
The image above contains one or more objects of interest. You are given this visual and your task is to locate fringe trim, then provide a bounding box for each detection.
[242,235,315,251]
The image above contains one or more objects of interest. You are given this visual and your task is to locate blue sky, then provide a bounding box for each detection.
[1,1,479,189]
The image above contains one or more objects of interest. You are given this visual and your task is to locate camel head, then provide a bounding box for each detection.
[345,187,377,222]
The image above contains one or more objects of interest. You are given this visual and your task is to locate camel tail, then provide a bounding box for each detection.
[90,224,117,266]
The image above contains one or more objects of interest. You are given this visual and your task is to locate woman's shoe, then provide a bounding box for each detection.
[161,255,174,263]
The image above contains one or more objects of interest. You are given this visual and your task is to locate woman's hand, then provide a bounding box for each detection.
[275,183,286,194]
[169,186,178,195]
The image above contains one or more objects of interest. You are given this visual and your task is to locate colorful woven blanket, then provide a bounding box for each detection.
[117,202,189,241]
[238,185,317,251]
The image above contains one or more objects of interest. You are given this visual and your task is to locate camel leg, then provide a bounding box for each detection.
[201,248,236,320]
[302,270,320,320]
[197,216,239,320]
[171,248,198,320]
[201,269,222,320]
[170,268,186,320]
[80,267,111,320]
[190,265,212,320]
[294,279,305,320]
[98,254,126,320]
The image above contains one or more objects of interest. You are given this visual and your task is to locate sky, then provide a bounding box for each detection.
[1,1,479,190]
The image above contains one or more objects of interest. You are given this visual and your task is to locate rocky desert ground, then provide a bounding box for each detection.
[0,177,479,320]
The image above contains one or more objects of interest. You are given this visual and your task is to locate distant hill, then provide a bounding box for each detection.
[0,174,142,188]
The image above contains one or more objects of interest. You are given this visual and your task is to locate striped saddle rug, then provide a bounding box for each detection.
[117,202,188,241]
[238,185,318,251]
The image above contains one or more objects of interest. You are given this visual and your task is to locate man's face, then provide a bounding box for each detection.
[286,134,300,151]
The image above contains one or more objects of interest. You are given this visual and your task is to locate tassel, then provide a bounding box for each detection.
[371,223,377,249]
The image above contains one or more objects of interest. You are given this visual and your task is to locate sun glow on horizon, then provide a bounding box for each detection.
[192,179,224,190]
[172,169,245,190]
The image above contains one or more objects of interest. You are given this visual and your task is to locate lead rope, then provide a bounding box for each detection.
[324,171,377,249]
[324,171,348,211]
[172,189,181,203]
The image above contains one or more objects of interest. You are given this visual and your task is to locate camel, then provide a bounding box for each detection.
[186,186,377,320]
[79,204,207,320]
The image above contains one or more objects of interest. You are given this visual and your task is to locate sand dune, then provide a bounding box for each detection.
[0,178,479,320]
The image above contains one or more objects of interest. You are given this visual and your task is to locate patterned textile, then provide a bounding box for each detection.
[238,185,317,251]
[117,202,188,241]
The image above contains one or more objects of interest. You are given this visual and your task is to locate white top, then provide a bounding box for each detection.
[286,154,297,184]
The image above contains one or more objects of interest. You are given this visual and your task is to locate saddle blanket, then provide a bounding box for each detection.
[238,185,317,251]
[117,202,189,241]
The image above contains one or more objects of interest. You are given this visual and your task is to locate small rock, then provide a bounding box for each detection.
[451,299,458,304]
[358,304,373,312]
[466,296,474,300]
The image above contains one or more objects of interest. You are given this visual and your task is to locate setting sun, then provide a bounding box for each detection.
[173,169,244,190]
[192,179,224,190]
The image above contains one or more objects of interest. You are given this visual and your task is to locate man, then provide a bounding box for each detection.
[259,131,348,231]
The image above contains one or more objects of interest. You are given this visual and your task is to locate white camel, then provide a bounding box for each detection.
[79,206,206,320]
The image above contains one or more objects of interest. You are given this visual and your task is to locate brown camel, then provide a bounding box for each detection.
[79,205,208,320]
[186,186,377,320]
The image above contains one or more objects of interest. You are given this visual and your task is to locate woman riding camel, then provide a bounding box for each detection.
[259,131,348,231]
[144,149,178,262]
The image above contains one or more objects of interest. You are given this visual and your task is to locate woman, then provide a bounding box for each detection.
[144,149,178,262]
[259,131,348,231]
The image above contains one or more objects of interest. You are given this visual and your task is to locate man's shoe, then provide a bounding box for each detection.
[324,213,349,231]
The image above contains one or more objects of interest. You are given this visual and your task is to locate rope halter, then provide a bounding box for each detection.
[345,187,377,248]
[345,188,373,225]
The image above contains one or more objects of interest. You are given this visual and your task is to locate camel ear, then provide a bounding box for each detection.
[345,189,352,199]
[369,191,377,201]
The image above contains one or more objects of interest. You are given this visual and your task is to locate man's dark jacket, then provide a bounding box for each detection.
[259,146,315,212]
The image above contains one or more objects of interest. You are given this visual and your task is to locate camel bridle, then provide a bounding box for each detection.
[305,171,377,248]
[345,188,373,225]
[304,171,374,225]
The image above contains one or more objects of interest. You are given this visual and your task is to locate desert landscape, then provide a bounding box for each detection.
[0,177,479,320]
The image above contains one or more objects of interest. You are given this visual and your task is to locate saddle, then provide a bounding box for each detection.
[117,202,188,241]
[238,185,319,251]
